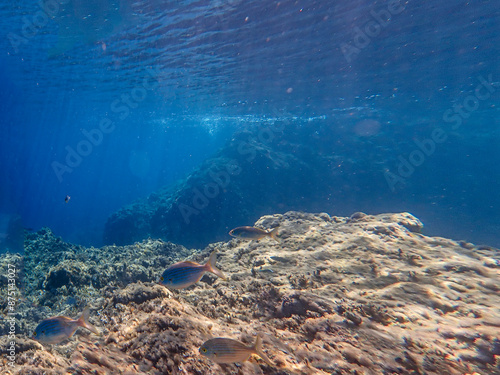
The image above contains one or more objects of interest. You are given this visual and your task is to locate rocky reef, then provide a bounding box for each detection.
[103,119,400,249]
[1,211,499,374]
[102,118,500,249]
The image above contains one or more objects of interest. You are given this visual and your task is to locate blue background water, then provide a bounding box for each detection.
[0,0,498,248]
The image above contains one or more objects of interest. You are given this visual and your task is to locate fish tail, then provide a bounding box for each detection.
[77,307,100,335]
[205,251,227,280]
[254,335,274,367]
[268,227,280,242]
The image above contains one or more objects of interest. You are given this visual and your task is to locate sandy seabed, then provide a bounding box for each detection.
[0,211,499,375]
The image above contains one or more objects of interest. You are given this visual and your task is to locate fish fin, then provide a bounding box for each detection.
[205,251,227,280]
[71,325,83,339]
[254,335,273,367]
[268,227,280,242]
[180,261,200,266]
[77,307,100,335]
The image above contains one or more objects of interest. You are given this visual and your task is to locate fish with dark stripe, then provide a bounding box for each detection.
[160,251,226,289]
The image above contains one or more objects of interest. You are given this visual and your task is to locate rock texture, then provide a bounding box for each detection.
[1,211,499,375]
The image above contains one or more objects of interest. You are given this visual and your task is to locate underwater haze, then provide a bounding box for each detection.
[1,2,500,375]
[0,0,499,249]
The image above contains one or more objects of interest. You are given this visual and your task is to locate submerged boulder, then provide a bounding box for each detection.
[103,120,394,248]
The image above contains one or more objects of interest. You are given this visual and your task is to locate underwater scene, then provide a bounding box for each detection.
[0,0,499,374]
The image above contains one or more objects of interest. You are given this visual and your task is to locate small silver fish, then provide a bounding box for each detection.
[32,307,99,344]
[160,251,226,289]
[229,226,279,242]
[199,335,273,366]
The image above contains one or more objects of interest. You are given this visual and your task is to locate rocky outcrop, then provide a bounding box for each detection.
[103,119,397,248]
[1,211,499,374]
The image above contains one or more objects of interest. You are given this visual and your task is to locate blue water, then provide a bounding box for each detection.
[0,0,499,248]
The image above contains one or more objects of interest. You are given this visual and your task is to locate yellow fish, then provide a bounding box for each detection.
[229,226,279,242]
[199,335,273,366]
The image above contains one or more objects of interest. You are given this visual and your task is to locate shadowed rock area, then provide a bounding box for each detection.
[102,119,500,249]
[103,119,398,248]
[1,211,499,374]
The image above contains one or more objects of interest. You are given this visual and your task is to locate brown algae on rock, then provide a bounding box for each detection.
[0,211,499,374]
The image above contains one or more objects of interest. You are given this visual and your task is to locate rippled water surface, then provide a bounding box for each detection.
[0,0,498,247]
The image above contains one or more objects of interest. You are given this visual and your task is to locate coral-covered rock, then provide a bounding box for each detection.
[112,283,168,305]
[0,211,499,375]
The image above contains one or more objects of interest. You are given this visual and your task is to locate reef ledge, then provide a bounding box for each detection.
[0,211,499,375]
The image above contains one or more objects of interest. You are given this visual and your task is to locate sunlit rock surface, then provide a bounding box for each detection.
[1,211,499,374]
